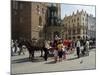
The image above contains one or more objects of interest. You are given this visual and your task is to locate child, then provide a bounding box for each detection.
[62,46,67,60]
[53,47,58,63]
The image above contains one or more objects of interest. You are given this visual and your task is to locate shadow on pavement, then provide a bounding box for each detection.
[11,57,30,64]
[12,57,45,64]
[67,54,89,61]
[45,61,56,64]
[67,57,78,61]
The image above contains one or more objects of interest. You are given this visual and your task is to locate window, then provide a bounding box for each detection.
[83,30,85,34]
[73,24,75,27]
[66,24,67,26]
[83,17,84,21]
[69,21,70,23]
[68,37,71,40]
[77,23,79,26]
[73,30,75,34]
[83,23,84,26]
[13,11,17,15]
[20,17,23,23]
[68,29,71,34]
[69,25,71,29]
[39,16,42,26]
[77,17,79,21]
[74,19,76,22]
[77,23,80,28]
[77,28,80,34]
[85,18,87,21]
[72,19,73,22]
[20,3,23,9]
[13,1,18,9]
[37,5,39,9]
[51,19,53,25]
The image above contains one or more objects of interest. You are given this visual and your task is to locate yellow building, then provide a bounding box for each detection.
[63,10,88,40]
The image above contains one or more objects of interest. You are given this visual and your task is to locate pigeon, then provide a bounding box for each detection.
[80,60,83,64]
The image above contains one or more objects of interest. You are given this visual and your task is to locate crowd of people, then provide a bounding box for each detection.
[11,35,94,62]
[44,35,90,63]
[11,39,26,56]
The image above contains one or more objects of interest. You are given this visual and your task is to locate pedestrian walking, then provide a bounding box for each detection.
[43,40,50,61]
[76,37,81,58]
[85,39,89,55]
[13,40,18,53]
[57,40,63,62]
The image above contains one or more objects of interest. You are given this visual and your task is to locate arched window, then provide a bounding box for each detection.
[39,16,42,26]
[77,17,79,21]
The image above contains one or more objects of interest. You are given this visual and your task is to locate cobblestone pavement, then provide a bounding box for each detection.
[11,49,96,74]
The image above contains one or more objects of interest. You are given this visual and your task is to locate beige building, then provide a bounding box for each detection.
[31,2,48,40]
[63,10,89,40]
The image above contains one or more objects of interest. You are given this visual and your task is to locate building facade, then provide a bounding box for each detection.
[87,15,96,39]
[11,1,62,41]
[63,10,96,40]
[12,1,32,40]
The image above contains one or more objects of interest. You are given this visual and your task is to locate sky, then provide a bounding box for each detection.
[61,4,96,19]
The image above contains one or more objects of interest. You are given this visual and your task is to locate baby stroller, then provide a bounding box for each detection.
[81,46,89,56]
